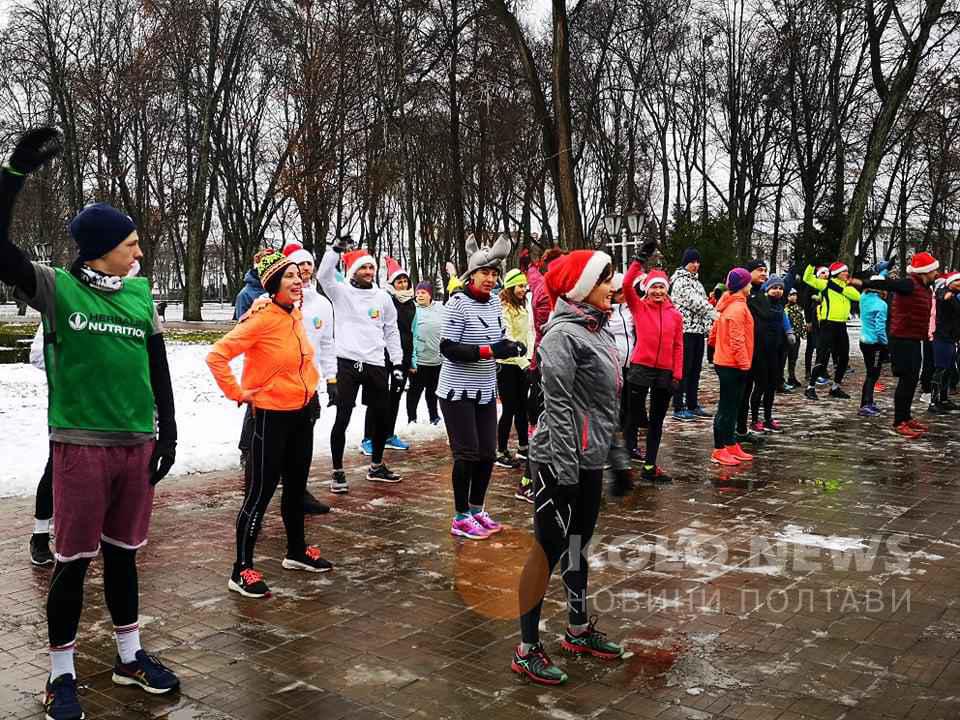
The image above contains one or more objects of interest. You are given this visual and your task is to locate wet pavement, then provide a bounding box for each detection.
[4,351,960,719]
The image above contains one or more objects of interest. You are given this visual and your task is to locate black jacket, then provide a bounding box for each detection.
[935,286,960,343]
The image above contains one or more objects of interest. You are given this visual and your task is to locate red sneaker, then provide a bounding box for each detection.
[907,419,929,433]
[726,444,753,461]
[895,422,921,439]
[874,382,886,392]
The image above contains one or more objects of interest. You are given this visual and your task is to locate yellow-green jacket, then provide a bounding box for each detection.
[499,303,533,369]
[802,265,860,323]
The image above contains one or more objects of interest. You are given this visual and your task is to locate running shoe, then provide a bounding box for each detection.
[44,674,84,720]
[330,470,349,494]
[302,490,330,515]
[511,643,568,685]
[430,417,443,426]
[630,447,645,463]
[750,421,765,433]
[495,452,521,469]
[727,444,753,461]
[941,399,960,411]
[515,477,534,503]
[804,387,818,401]
[858,405,879,417]
[874,382,886,392]
[111,650,180,695]
[228,568,271,598]
[472,511,502,534]
[816,376,831,385]
[829,387,851,399]
[30,533,54,567]
[735,431,763,444]
[385,435,410,451]
[907,418,929,432]
[561,617,624,659]
[895,421,922,439]
[359,438,373,456]
[367,464,402,483]
[516,446,529,460]
[787,378,801,388]
[283,545,333,573]
[673,409,696,421]
[641,465,672,483]
[450,515,490,539]
[711,448,740,466]
[928,403,952,415]
[867,404,882,414]
[763,420,783,433]
[691,406,713,418]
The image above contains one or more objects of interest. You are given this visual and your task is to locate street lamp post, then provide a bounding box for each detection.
[602,209,644,269]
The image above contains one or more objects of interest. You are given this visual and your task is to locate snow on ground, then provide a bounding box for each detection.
[0,342,446,497]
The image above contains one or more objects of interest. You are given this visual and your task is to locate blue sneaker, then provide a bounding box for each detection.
[672,409,695,422]
[112,650,180,694]
[385,435,409,451]
[44,674,84,720]
[816,376,831,386]
[690,407,713,419]
[359,438,373,456]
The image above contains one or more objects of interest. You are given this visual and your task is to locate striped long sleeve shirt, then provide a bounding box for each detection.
[437,291,505,403]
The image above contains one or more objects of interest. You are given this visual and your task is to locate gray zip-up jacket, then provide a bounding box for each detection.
[529,298,629,487]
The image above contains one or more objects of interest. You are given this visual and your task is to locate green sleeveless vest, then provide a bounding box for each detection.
[44,268,155,433]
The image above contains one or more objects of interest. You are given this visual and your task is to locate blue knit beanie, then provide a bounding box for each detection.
[70,204,137,261]
[681,247,701,267]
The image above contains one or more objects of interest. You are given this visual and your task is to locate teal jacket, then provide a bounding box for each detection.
[411,302,444,367]
[860,291,888,345]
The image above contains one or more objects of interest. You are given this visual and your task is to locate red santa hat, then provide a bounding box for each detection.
[829,262,848,277]
[816,266,829,278]
[385,256,409,285]
[282,242,314,265]
[544,250,612,305]
[908,251,939,274]
[942,270,960,286]
[343,249,376,281]
[643,269,669,293]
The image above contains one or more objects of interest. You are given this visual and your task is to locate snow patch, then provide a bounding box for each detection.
[774,524,867,552]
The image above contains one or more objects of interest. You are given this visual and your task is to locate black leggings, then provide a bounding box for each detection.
[439,398,496,514]
[406,364,441,423]
[497,364,529,452]
[921,340,934,394]
[331,358,388,467]
[364,369,406,441]
[860,343,885,407]
[624,385,650,455]
[236,400,315,571]
[804,328,818,379]
[750,357,779,424]
[809,321,849,387]
[519,462,603,645]
[641,385,671,466]
[36,444,53,521]
[737,370,755,434]
[890,337,922,426]
[786,339,801,384]
[48,543,138,646]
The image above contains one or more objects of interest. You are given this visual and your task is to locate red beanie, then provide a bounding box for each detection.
[908,252,939,274]
[544,250,612,307]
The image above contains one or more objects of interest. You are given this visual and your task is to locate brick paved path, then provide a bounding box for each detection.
[4,365,960,720]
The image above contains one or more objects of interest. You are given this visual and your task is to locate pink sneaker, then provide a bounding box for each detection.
[472,511,502,534]
[450,515,490,540]
[750,421,765,433]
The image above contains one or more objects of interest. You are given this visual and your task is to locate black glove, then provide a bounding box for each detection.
[391,367,405,390]
[326,381,338,407]
[633,239,658,265]
[490,339,525,359]
[332,235,354,254]
[149,425,177,486]
[307,392,322,421]
[8,127,63,175]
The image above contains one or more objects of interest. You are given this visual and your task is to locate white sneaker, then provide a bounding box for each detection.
[919,393,931,404]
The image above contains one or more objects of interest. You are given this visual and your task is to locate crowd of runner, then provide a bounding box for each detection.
[3,127,959,718]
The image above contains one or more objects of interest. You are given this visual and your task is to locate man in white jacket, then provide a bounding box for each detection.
[318,236,404,492]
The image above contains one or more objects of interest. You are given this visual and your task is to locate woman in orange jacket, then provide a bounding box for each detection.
[207,251,332,599]
[708,268,755,466]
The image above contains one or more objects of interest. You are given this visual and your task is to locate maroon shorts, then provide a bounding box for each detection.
[52,441,156,562]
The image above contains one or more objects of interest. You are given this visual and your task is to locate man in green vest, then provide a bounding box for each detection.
[0,128,180,720]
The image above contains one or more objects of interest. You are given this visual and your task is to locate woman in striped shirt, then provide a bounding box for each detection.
[438,236,525,539]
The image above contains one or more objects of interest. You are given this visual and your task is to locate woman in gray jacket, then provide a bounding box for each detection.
[512,249,630,686]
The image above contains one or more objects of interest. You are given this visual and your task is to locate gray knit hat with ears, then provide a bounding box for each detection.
[463,233,512,279]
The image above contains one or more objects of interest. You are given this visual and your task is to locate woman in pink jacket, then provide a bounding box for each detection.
[623,263,684,482]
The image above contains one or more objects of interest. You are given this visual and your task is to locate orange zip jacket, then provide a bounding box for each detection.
[710,291,755,371]
[207,302,319,411]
